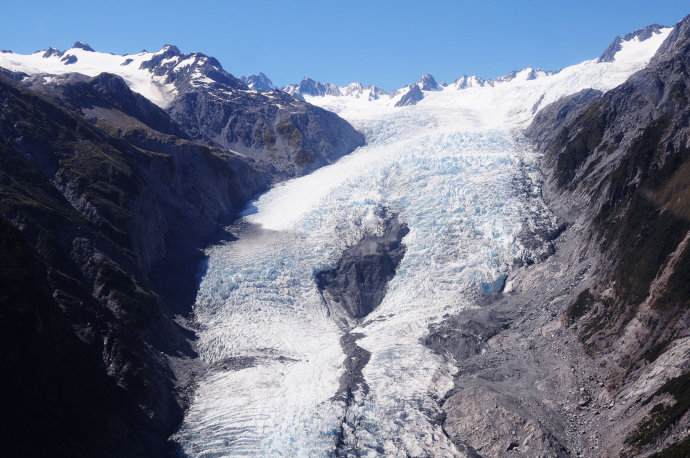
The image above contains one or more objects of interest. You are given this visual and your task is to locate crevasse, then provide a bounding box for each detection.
[173,27,671,456]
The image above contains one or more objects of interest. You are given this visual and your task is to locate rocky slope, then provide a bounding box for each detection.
[0,69,272,456]
[0,43,365,178]
[434,14,690,457]
[0,53,365,456]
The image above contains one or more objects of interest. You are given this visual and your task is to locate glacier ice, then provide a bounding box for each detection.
[172,27,672,456]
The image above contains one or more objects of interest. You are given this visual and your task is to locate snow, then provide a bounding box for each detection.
[174,56,197,71]
[613,27,672,64]
[174,26,673,456]
[0,45,178,107]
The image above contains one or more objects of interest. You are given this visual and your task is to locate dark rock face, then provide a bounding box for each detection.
[395,84,424,107]
[72,41,95,52]
[435,17,690,458]
[27,72,189,138]
[61,54,78,65]
[425,308,512,362]
[42,47,64,58]
[316,213,409,321]
[134,52,366,178]
[168,88,365,178]
[0,70,269,457]
[598,24,666,62]
[0,40,367,456]
[521,14,690,456]
[524,88,603,155]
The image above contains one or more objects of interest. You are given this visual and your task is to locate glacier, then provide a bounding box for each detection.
[172,27,672,456]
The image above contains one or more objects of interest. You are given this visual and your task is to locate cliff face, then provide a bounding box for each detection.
[525,14,690,455]
[168,87,366,178]
[0,71,271,456]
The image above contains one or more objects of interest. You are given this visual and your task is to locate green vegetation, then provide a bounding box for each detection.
[652,435,690,458]
[627,370,690,448]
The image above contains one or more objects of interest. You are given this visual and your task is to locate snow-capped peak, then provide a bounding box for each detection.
[241,72,275,91]
[598,24,667,62]
[283,77,387,101]
[0,43,247,108]
[417,73,440,91]
[300,23,673,126]
[452,74,486,90]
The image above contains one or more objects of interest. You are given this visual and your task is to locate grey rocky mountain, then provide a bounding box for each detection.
[0,68,271,456]
[0,41,365,457]
[240,72,275,91]
[525,88,604,151]
[394,84,424,107]
[283,76,342,97]
[132,51,366,177]
[7,43,365,179]
[417,73,440,90]
[72,40,95,52]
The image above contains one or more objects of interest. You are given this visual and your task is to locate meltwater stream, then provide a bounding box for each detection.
[173,30,670,455]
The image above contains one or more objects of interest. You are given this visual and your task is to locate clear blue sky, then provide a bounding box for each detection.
[1,1,687,91]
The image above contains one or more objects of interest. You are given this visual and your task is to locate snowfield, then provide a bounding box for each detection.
[172,26,672,457]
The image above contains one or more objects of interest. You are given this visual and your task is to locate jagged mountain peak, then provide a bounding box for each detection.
[598,23,669,62]
[394,84,423,107]
[42,47,64,58]
[283,77,340,97]
[449,67,554,91]
[160,44,181,54]
[283,77,387,100]
[241,72,275,91]
[72,41,95,52]
[452,74,487,89]
[417,73,440,91]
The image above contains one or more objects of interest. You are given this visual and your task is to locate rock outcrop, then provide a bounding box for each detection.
[316,212,409,324]
[394,84,424,107]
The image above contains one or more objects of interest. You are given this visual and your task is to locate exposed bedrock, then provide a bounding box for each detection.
[315,211,408,454]
[316,212,409,323]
